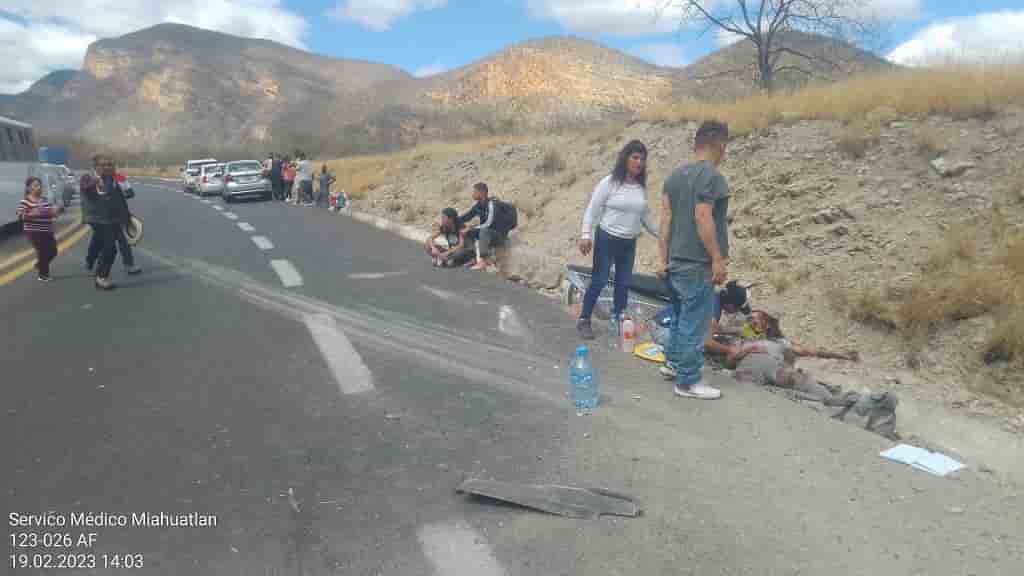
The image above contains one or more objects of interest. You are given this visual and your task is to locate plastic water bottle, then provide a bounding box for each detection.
[607,315,620,351]
[621,315,636,353]
[570,345,598,411]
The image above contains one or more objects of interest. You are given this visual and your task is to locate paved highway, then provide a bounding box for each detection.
[2,179,1021,575]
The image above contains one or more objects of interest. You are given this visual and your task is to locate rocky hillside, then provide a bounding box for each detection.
[333,106,1024,434]
[1,23,411,162]
[1,24,893,161]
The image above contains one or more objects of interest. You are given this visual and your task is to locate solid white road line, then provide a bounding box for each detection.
[422,285,457,301]
[238,222,256,232]
[270,259,303,288]
[302,313,374,395]
[201,199,211,204]
[418,522,505,576]
[224,212,239,220]
[348,271,407,280]
[251,236,274,251]
[212,205,224,211]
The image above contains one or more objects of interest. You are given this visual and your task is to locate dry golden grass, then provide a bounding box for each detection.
[922,226,977,271]
[323,135,521,199]
[914,126,947,158]
[641,65,1024,136]
[771,271,792,294]
[839,286,899,331]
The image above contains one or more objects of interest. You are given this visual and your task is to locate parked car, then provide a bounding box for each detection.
[182,158,218,193]
[222,160,270,203]
[197,163,225,197]
[55,164,77,206]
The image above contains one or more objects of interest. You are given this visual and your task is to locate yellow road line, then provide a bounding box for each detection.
[0,225,91,286]
[0,215,84,270]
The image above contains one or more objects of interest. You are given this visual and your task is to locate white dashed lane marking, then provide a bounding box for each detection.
[201,199,211,204]
[348,271,407,280]
[238,223,255,232]
[270,259,303,288]
[224,212,239,220]
[212,205,224,211]
[251,236,274,251]
[418,522,505,576]
[302,313,374,395]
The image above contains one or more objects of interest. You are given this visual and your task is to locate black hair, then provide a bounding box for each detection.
[611,139,648,187]
[721,280,751,315]
[473,182,488,195]
[441,207,461,233]
[24,177,42,197]
[764,313,784,340]
[694,120,729,149]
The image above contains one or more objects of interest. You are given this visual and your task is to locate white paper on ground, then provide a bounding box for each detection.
[880,444,965,477]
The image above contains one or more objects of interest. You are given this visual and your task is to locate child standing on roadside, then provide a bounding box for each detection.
[16,177,64,282]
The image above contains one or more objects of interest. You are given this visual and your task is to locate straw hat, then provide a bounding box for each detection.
[124,215,144,246]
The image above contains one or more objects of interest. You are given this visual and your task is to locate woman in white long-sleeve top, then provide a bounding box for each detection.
[576,140,658,340]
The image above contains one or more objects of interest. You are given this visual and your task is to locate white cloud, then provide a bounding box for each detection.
[630,43,688,67]
[1,1,307,94]
[888,10,1024,65]
[525,0,920,38]
[328,0,447,32]
[525,0,682,37]
[413,61,448,77]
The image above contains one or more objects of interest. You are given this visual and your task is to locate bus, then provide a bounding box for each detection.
[1,115,67,230]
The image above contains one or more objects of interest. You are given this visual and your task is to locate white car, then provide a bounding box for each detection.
[182,158,218,193]
[197,163,225,197]
[222,160,270,203]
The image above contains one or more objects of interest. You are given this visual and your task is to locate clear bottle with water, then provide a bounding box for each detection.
[570,345,598,411]
[607,315,620,351]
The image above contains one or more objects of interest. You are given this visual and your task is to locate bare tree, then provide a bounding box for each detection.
[667,0,879,92]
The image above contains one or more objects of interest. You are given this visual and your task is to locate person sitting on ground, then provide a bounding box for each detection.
[456,182,507,271]
[425,208,472,267]
[659,280,753,380]
[726,310,859,402]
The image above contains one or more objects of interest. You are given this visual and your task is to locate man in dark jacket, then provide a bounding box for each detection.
[80,154,128,290]
[270,154,284,201]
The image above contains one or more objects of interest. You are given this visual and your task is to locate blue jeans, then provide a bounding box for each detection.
[580,227,637,320]
[665,270,714,387]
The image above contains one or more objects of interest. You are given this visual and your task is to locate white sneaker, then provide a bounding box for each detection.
[674,379,722,400]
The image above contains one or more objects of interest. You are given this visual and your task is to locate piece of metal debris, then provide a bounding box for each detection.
[456,478,641,519]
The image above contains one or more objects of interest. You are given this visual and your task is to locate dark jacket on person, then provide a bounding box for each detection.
[80,173,130,225]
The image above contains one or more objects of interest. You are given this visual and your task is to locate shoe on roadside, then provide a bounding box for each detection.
[674,379,722,400]
[94,276,116,291]
[576,319,596,341]
[37,275,52,283]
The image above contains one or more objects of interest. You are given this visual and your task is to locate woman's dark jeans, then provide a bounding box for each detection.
[579,227,637,321]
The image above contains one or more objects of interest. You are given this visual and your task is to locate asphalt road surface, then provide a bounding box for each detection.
[2,179,1022,575]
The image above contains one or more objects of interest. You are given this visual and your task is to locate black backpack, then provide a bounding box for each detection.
[492,199,518,234]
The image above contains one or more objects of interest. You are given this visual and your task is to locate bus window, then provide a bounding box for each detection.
[5,127,13,145]
[18,130,25,145]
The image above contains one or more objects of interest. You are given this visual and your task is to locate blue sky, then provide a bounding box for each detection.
[2,0,1024,93]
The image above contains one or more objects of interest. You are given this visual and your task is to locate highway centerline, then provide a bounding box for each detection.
[302,313,374,395]
[238,223,255,232]
[251,236,274,251]
[269,259,303,288]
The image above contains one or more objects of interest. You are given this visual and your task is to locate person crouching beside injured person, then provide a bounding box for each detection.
[457,182,506,271]
[659,279,753,380]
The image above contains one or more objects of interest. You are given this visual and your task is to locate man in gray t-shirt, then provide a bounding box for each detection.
[657,120,731,400]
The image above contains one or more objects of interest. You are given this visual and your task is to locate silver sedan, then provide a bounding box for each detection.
[222,160,270,203]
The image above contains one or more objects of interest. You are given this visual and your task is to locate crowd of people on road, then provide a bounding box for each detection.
[263,153,343,210]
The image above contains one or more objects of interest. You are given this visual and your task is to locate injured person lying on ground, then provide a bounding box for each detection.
[726,310,859,402]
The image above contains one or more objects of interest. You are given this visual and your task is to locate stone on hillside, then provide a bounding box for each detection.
[930,157,975,178]
[901,183,913,191]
